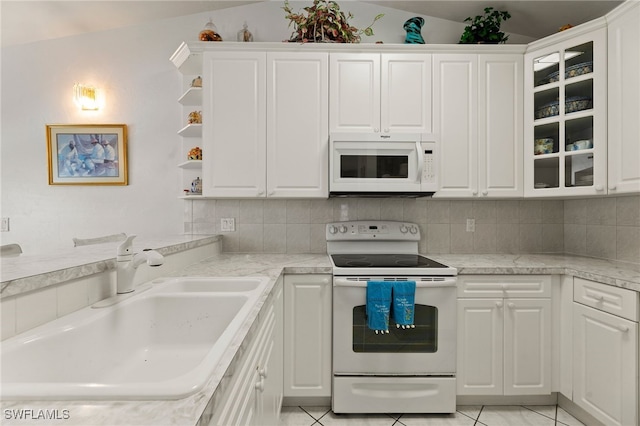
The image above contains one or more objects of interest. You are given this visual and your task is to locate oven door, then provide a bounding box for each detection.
[330,137,423,193]
[333,277,456,375]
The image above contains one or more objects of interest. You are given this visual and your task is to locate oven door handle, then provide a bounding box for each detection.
[333,278,457,288]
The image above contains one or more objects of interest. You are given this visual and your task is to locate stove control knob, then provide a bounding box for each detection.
[409,226,418,234]
[400,224,408,233]
[339,225,348,233]
[328,225,338,234]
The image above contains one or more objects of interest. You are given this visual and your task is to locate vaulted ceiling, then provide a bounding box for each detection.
[0,0,624,47]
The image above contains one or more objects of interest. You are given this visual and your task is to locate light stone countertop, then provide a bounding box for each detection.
[1,250,639,426]
[0,235,221,298]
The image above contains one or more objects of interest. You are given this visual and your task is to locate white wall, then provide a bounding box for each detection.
[0,2,533,255]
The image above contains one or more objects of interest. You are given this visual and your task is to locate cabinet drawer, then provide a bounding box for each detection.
[457,275,551,298]
[573,278,639,322]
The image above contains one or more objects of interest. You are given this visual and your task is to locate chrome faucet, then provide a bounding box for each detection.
[116,235,164,294]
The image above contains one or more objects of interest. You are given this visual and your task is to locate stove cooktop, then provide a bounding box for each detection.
[330,254,449,269]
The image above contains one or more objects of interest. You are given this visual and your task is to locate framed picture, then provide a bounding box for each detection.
[46,124,128,185]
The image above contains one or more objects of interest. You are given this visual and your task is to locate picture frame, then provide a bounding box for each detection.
[46,124,128,185]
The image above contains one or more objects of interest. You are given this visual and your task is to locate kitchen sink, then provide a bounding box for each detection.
[0,276,270,400]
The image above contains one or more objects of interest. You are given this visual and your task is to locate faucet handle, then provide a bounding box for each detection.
[117,234,137,258]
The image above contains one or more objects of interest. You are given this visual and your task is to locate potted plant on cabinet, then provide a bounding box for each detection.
[459,7,511,44]
[283,0,383,43]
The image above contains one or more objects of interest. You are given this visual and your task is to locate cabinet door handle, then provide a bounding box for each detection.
[268,191,275,196]
[618,325,629,332]
[259,366,268,379]
[255,379,264,392]
[482,190,488,196]
[589,293,604,302]
[374,128,380,133]
[609,185,617,191]
[258,190,265,196]
[496,301,503,308]
[322,278,330,284]
[472,190,478,196]
[507,302,515,309]
[595,185,604,191]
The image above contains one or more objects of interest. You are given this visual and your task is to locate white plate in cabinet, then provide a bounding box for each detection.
[178,87,202,106]
[177,123,202,137]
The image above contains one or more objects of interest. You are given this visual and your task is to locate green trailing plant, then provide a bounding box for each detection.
[459,7,511,44]
[283,0,383,43]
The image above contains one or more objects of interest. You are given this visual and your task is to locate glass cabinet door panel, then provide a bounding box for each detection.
[565,117,593,151]
[534,87,560,120]
[564,42,594,81]
[565,80,593,115]
[565,153,593,187]
[534,157,559,189]
[534,122,559,155]
[533,51,560,87]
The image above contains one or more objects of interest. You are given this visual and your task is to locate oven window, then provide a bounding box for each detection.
[340,155,409,179]
[352,304,438,353]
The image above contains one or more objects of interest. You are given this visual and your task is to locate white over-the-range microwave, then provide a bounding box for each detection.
[329,133,438,197]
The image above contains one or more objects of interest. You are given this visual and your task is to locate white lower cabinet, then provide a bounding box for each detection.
[572,278,639,426]
[457,275,552,396]
[283,274,332,398]
[209,278,283,426]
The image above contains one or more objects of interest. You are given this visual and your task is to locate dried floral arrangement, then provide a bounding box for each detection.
[283,0,383,43]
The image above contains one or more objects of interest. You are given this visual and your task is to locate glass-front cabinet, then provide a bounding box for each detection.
[524,25,607,197]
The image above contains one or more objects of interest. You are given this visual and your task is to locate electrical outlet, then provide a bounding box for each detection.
[466,218,475,232]
[221,218,235,232]
[1,217,9,232]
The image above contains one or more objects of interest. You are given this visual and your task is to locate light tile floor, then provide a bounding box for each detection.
[280,405,586,426]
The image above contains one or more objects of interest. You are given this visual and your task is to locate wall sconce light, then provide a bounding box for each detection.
[73,83,99,110]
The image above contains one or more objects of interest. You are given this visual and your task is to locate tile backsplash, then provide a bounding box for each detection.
[184,195,640,264]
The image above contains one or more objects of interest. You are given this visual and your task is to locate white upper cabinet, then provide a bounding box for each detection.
[267,52,329,198]
[330,53,432,134]
[607,1,640,195]
[202,51,328,198]
[434,53,523,198]
[203,51,267,198]
[524,23,608,197]
[478,55,524,198]
[433,54,478,198]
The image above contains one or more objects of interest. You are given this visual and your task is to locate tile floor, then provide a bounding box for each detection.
[280,405,585,426]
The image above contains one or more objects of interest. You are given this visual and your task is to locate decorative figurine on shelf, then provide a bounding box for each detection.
[404,17,425,44]
[187,111,202,124]
[191,76,202,87]
[188,146,202,161]
[237,22,254,42]
[199,19,222,41]
[191,177,203,194]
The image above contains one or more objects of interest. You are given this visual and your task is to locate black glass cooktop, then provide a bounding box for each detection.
[330,254,448,269]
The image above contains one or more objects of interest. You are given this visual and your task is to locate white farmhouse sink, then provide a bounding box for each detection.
[0,276,270,400]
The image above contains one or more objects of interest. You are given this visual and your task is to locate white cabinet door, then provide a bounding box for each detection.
[381,54,432,134]
[478,54,524,198]
[267,52,329,198]
[503,298,551,395]
[203,52,266,197]
[433,54,479,197]
[607,2,640,194]
[524,25,608,197]
[330,53,380,133]
[457,298,503,395]
[261,279,284,425]
[573,303,638,426]
[284,275,332,397]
